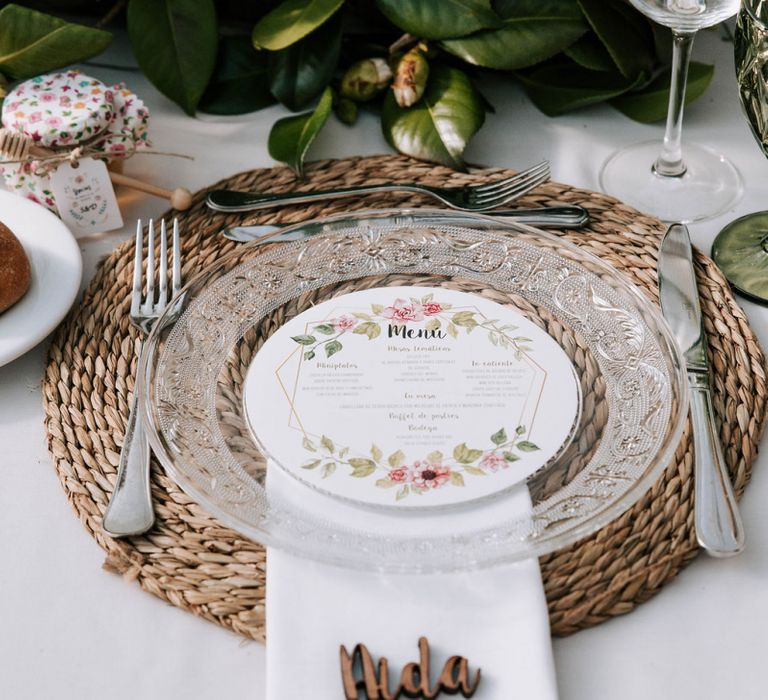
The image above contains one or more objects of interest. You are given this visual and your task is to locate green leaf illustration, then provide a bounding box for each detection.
[388,450,406,468]
[425,318,441,332]
[376,478,397,488]
[371,444,383,462]
[338,446,349,458]
[268,86,333,175]
[314,323,335,335]
[371,304,385,315]
[353,322,381,339]
[517,441,540,452]
[292,334,316,345]
[304,350,316,360]
[451,311,478,328]
[516,425,526,435]
[0,4,112,80]
[453,443,484,464]
[426,450,443,463]
[450,472,465,487]
[302,436,316,451]
[491,428,507,445]
[464,466,487,475]
[302,459,321,469]
[396,484,410,501]
[353,312,373,321]
[127,0,218,115]
[322,462,336,478]
[503,452,520,462]
[447,323,459,338]
[252,0,344,51]
[325,339,343,357]
[320,435,335,453]
[349,459,376,477]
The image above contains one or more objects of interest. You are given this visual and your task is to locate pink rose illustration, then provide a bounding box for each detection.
[388,467,411,483]
[45,116,62,127]
[331,315,357,331]
[479,453,507,473]
[411,461,450,490]
[41,93,55,102]
[382,298,424,323]
[28,112,42,123]
[422,301,443,316]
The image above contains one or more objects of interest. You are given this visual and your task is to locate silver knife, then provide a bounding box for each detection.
[222,206,590,244]
[658,223,744,557]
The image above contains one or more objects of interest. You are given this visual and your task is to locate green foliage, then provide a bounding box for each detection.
[0,4,111,79]
[127,0,218,115]
[268,86,333,175]
[3,0,720,172]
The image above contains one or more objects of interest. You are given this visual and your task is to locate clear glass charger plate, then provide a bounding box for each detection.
[140,209,688,572]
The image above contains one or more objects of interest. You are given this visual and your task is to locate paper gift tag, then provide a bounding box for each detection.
[49,158,123,236]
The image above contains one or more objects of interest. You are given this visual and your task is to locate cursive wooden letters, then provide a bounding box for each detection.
[340,637,481,699]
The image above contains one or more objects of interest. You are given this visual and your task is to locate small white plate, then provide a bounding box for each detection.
[0,190,82,367]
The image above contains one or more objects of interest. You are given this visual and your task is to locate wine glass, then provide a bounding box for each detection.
[599,0,743,223]
[711,0,768,302]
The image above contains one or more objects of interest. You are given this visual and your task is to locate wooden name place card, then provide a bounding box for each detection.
[340,637,481,699]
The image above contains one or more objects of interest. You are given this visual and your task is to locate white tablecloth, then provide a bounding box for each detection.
[2,30,767,700]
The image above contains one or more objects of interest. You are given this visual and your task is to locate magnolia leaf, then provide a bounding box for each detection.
[442,0,587,70]
[564,32,615,72]
[381,64,484,170]
[517,440,540,452]
[199,36,275,115]
[518,62,644,116]
[612,61,714,123]
[577,0,654,80]
[127,0,218,115]
[388,449,406,468]
[376,0,500,40]
[269,14,341,111]
[0,4,112,80]
[491,428,507,445]
[268,86,333,175]
[292,334,316,345]
[252,0,344,51]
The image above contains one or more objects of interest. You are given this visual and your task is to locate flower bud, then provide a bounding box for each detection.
[340,58,393,102]
[334,96,358,125]
[393,47,429,108]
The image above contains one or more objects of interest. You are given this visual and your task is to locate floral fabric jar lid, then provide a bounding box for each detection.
[1,71,114,147]
[0,70,150,212]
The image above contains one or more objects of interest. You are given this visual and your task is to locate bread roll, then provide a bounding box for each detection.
[0,220,31,314]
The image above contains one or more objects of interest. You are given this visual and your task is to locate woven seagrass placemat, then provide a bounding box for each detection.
[43,155,767,640]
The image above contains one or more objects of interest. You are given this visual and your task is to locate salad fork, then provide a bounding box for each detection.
[206,160,550,213]
[103,218,182,537]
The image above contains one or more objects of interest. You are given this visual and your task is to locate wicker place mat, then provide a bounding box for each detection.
[43,155,767,641]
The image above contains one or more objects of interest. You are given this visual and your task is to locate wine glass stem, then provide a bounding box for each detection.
[654,31,696,178]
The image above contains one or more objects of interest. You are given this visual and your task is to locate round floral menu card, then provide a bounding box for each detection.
[244,286,580,509]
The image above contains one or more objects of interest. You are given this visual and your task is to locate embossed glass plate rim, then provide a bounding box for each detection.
[138,208,689,572]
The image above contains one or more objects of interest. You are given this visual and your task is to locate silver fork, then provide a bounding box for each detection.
[205,160,550,213]
[103,218,182,537]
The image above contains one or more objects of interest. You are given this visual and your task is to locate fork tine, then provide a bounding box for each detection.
[474,161,549,194]
[473,168,549,203]
[144,219,155,313]
[157,219,168,308]
[172,218,182,296]
[130,220,142,317]
[472,169,549,206]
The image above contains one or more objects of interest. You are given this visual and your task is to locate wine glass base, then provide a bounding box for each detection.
[599,140,744,224]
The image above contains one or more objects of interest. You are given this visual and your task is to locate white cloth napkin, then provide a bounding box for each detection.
[265,462,559,699]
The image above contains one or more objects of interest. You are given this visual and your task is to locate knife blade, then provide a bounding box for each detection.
[658,223,744,556]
